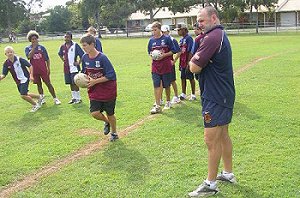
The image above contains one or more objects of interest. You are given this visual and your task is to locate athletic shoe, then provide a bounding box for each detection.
[189,94,197,101]
[216,171,237,184]
[30,104,41,112]
[150,105,162,114]
[163,101,172,110]
[171,96,180,104]
[38,97,45,105]
[54,98,61,105]
[153,99,164,106]
[188,182,219,197]
[179,93,186,100]
[103,122,110,135]
[73,99,82,104]
[109,133,119,142]
[68,99,76,104]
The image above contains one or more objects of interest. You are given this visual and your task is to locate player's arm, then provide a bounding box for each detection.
[45,59,50,75]
[27,41,38,59]
[189,60,202,74]
[0,64,9,81]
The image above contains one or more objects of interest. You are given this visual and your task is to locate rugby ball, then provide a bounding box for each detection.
[74,73,89,88]
[151,50,162,60]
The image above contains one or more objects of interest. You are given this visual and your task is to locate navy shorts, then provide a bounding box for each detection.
[152,72,172,88]
[90,99,116,116]
[17,80,29,95]
[180,67,194,80]
[64,72,78,85]
[201,99,233,128]
[170,65,176,82]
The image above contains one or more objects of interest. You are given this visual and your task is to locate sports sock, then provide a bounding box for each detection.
[71,91,76,99]
[205,180,217,189]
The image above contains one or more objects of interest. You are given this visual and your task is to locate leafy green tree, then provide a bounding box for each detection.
[45,6,71,32]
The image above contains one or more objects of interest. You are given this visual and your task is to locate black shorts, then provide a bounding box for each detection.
[180,67,194,80]
[90,99,116,116]
[152,72,172,88]
[64,72,78,85]
[170,65,176,82]
[17,80,29,95]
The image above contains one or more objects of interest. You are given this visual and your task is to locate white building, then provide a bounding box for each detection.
[276,0,300,26]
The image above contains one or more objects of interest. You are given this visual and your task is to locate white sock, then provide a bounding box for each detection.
[76,91,81,100]
[71,91,76,99]
[40,94,44,99]
[205,180,217,189]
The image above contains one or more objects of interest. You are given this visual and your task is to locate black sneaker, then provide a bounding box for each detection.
[188,182,219,197]
[109,133,119,142]
[103,122,110,135]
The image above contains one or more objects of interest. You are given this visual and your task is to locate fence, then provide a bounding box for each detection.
[1,23,300,43]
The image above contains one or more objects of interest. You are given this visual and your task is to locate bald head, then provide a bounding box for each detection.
[198,6,220,33]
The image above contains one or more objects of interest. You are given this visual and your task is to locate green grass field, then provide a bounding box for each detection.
[0,34,300,197]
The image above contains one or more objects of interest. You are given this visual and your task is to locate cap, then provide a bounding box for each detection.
[161,25,170,32]
[175,23,187,30]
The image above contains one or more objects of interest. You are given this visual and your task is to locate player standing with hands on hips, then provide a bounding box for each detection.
[25,30,61,105]
[188,6,236,197]
[80,34,118,142]
[58,31,84,104]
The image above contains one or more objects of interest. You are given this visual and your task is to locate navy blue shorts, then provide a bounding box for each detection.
[90,99,116,116]
[17,80,29,95]
[180,67,194,80]
[170,65,176,82]
[201,99,233,128]
[152,72,172,88]
[64,72,78,85]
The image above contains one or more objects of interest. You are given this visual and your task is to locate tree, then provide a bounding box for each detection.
[80,0,108,37]
[44,6,71,32]
[246,0,277,33]
[134,0,169,23]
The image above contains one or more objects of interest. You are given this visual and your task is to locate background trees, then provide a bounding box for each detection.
[0,0,279,34]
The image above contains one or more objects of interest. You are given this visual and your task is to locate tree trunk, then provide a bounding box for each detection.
[95,11,102,38]
[150,10,154,23]
[255,5,259,34]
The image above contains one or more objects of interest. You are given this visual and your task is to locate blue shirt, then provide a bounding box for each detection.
[191,26,235,108]
[81,52,117,101]
[95,38,103,52]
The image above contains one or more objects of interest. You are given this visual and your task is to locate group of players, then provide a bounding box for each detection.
[1,6,236,196]
[0,26,119,141]
[147,21,205,114]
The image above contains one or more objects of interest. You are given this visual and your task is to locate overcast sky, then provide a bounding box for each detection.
[27,0,71,12]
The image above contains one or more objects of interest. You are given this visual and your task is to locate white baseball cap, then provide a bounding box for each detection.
[161,25,170,32]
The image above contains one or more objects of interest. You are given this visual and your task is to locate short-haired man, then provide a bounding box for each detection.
[58,31,84,104]
[86,26,103,52]
[188,6,236,197]
[25,30,61,105]
[80,34,118,141]
[147,21,177,113]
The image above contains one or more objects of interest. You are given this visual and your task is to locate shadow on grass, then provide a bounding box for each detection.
[163,101,203,127]
[102,141,150,184]
[8,104,63,130]
[234,102,261,120]
[217,183,266,198]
